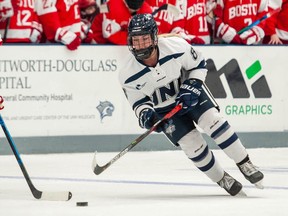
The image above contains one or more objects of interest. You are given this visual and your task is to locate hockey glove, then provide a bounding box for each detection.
[217,23,244,44]
[138,109,167,133]
[190,37,205,45]
[176,79,202,115]
[29,21,43,43]
[55,28,81,51]
[80,21,93,43]
[239,26,264,45]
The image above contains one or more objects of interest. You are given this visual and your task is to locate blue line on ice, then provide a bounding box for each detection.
[0,175,287,190]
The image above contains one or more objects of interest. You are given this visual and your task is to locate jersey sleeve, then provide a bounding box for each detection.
[119,61,154,118]
[0,0,15,21]
[34,0,61,41]
[122,85,154,118]
[169,37,207,82]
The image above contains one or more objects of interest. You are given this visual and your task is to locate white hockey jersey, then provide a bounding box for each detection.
[119,36,207,118]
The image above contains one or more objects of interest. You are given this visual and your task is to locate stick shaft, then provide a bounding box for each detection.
[93,104,182,175]
[0,115,72,201]
[237,8,280,35]
[0,115,43,198]
[151,4,168,16]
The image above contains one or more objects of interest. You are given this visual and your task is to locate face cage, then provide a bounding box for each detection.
[128,33,158,60]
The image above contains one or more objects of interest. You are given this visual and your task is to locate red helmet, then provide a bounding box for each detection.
[79,0,100,21]
[79,0,97,9]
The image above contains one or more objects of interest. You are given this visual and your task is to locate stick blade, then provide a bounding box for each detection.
[40,191,72,201]
[92,151,105,175]
[93,164,105,175]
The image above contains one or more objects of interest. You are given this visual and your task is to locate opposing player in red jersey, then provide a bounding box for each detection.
[263,0,288,44]
[78,0,102,43]
[146,0,187,38]
[0,0,15,21]
[35,0,81,50]
[183,0,212,44]
[209,0,268,44]
[0,0,41,43]
[90,0,152,44]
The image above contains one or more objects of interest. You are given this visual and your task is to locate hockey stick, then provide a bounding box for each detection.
[92,103,182,175]
[0,115,72,201]
[151,3,180,17]
[3,17,11,43]
[237,8,281,35]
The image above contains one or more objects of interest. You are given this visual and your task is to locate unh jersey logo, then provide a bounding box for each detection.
[205,59,272,98]
[96,101,115,122]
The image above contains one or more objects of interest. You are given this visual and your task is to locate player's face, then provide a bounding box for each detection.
[131,34,152,50]
[80,5,97,19]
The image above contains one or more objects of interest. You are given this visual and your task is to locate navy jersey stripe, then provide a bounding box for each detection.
[158,52,184,65]
[132,96,152,110]
[125,67,151,84]
[189,60,207,71]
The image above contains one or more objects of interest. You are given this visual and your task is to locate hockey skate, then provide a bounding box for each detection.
[217,172,246,196]
[237,156,264,189]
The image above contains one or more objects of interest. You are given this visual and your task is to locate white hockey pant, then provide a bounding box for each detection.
[178,108,248,182]
[197,108,248,163]
[178,129,224,182]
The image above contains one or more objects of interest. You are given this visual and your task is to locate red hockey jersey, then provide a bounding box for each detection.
[0,0,15,21]
[215,0,268,32]
[0,0,37,43]
[146,0,185,35]
[90,0,152,45]
[35,0,81,42]
[184,0,211,44]
[264,0,288,40]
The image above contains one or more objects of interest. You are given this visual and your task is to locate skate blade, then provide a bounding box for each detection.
[254,180,264,189]
[235,189,247,197]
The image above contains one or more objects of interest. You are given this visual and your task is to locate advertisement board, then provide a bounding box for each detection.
[0,45,287,137]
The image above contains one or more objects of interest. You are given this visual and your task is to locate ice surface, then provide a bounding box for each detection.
[1,148,287,216]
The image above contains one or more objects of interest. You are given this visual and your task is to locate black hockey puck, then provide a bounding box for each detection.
[76,202,88,207]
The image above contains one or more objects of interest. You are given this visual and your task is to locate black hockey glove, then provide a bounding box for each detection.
[138,109,168,133]
[175,79,202,115]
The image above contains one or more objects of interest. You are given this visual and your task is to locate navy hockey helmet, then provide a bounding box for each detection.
[125,0,144,10]
[127,14,158,60]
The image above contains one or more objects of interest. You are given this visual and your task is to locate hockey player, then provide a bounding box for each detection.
[183,0,212,44]
[0,96,4,110]
[90,0,152,44]
[145,0,187,37]
[0,0,15,21]
[79,0,99,23]
[208,0,268,44]
[34,0,81,50]
[0,0,41,43]
[263,0,288,44]
[78,0,99,43]
[119,14,264,196]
